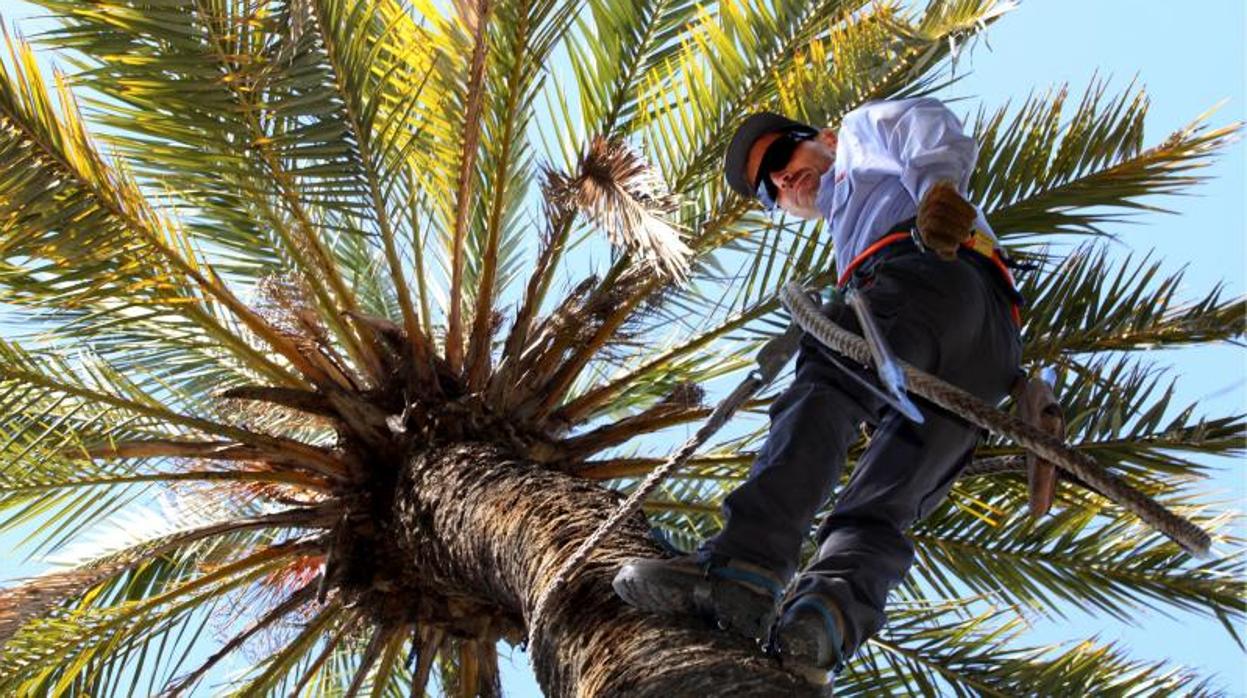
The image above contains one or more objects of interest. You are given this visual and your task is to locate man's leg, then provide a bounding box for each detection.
[612,331,889,640]
[614,249,949,637]
[775,250,1022,673]
[700,330,891,582]
[784,407,981,654]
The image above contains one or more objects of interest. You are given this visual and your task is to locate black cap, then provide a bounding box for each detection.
[723,112,816,198]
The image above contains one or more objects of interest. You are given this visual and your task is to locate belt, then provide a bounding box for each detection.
[837,223,1024,326]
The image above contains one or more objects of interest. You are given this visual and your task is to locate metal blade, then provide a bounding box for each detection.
[843,289,925,424]
[809,342,921,419]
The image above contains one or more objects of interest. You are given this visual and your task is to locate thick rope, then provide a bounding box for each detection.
[780,281,1212,557]
[527,281,1213,643]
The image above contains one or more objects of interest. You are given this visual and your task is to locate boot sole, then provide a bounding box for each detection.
[612,561,776,641]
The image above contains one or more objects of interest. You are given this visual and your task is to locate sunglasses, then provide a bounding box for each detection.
[753,128,817,211]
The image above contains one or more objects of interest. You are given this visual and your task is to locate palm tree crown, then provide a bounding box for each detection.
[0,0,1241,695]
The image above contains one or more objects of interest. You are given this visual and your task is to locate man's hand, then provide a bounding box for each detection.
[917,180,976,260]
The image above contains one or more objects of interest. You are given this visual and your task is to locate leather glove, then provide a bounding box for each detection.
[917,180,976,260]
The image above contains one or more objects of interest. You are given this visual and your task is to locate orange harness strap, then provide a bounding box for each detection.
[836,231,1023,326]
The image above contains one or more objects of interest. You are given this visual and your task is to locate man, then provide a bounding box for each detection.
[613,97,1023,685]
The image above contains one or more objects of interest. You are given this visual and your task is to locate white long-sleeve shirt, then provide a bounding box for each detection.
[814,97,997,275]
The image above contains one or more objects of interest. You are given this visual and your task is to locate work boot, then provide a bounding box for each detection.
[612,553,785,641]
[772,593,847,688]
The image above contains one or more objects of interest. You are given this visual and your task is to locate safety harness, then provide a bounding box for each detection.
[838,223,1024,326]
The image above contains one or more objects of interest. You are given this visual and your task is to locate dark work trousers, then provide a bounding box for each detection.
[701,241,1022,656]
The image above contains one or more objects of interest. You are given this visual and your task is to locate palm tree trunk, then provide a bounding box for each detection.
[393,444,820,697]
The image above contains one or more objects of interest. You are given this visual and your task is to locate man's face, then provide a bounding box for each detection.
[745,128,837,219]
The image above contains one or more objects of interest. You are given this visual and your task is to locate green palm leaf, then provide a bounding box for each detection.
[1021,245,1244,360]
[972,80,1240,238]
[842,602,1213,697]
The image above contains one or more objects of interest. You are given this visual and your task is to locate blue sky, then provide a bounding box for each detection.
[1,0,1243,695]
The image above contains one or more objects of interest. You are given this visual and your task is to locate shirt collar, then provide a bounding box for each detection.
[815,163,838,221]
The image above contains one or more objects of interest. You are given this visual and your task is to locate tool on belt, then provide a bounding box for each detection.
[845,288,924,424]
[1015,367,1063,518]
[802,288,924,424]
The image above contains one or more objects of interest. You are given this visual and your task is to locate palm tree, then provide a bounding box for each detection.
[0,0,1241,694]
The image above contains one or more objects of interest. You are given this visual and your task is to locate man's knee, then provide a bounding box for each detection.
[815,515,914,567]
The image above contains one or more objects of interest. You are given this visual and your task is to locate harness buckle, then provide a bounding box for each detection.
[908,225,927,255]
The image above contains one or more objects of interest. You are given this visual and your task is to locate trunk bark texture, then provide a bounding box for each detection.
[394,444,820,697]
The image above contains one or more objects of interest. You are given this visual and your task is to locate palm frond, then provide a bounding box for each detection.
[0,509,326,646]
[546,137,692,281]
[340,623,389,697]
[839,601,1213,697]
[0,337,345,471]
[276,608,361,697]
[638,0,856,196]
[971,80,1241,238]
[463,0,580,388]
[895,352,1244,632]
[0,24,308,388]
[0,537,318,696]
[162,577,321,695]
[1020,245,1244,360]
[909,483,1243,632]
[1021,354,1245,483]
[0,337,346,560]
[494,0,702,381]
[562,0,700,144]
[226,598,347,695]
[31,0,412,379]
[553,299,779,424]
[443,0,492,374]
[293,0,441,377]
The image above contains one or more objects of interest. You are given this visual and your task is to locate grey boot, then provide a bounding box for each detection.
[612,553,785,641]
[772,594,846,688]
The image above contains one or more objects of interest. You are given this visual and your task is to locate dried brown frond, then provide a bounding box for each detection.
[0,564,122,644]
[501,275,599,402]
[592,334,646,368]
[410,626,445,695]
[558,397,769,461]
[213,391,336,441]
[489,200,580,405]
[451,0,483,35]
[255,273,327,346]
[0,523,323,646]
[261,553,326,600]
[188,475,330,511]
[209,566,319,646]
[175,577,322,695]
[253,273,360,388]
[446,0,493,374]
[549,137,692,281]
